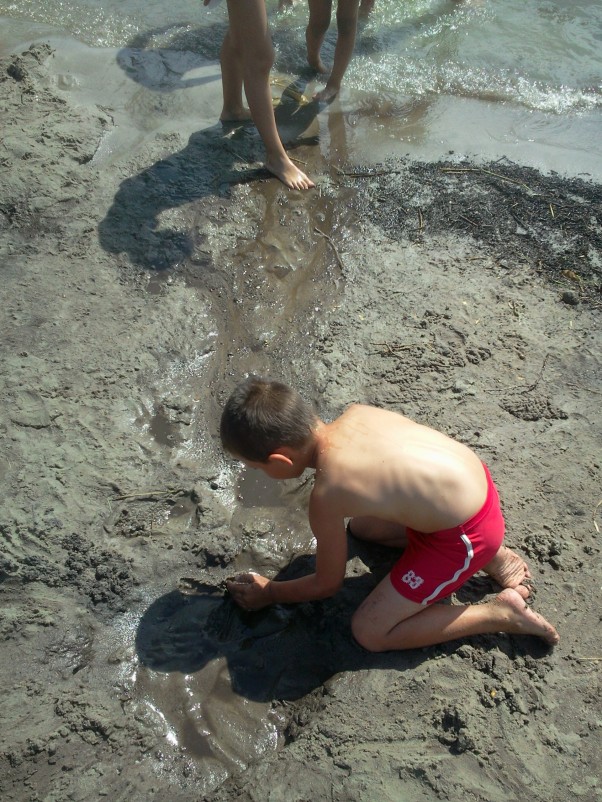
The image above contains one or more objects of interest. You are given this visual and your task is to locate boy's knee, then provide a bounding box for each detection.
[351,614,385,653]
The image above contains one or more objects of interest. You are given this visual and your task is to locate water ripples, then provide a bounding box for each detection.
[2,0,600,115]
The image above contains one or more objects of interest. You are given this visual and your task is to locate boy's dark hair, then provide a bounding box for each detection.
[220,376,317,462]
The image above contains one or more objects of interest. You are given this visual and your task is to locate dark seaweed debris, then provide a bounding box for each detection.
[348,158,602,303]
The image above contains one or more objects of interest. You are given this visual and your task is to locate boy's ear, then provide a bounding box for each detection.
[266,450,294,468]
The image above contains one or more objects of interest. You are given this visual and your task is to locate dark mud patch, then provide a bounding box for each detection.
[346,158,602,304]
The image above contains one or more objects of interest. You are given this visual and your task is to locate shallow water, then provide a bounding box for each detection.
[1,0,601,177]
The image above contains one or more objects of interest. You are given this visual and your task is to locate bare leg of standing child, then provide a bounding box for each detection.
[220,0,315,189]
[307,0,360,102]
[306,0,333,75]
[219,27,252,122]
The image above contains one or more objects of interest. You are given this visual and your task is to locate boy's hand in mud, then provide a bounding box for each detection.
[226,572,272,611]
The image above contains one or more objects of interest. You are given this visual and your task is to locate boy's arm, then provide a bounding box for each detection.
[226,496,348,608]
[270,499,348,603]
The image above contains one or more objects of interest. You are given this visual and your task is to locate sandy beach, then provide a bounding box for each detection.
[1,42,601,802]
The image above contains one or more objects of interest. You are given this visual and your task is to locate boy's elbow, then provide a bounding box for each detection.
[315,577,343,599]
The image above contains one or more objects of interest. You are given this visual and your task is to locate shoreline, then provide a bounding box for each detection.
[1,16,602,181]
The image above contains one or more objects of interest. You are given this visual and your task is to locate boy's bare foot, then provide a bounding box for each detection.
[313,84,339,103]
[483,546,531,591]
[513,583,530,600]
[265,154,315,190]
[494,588,559,645]
[307,55,328,74]
[220,107,253,123]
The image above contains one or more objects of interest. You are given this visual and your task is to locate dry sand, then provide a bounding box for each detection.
[1,43,601,802]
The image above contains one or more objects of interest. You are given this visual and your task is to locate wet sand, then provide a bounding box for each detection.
[1,43,601,802]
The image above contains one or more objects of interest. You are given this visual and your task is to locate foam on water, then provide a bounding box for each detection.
[0,0,218,48]
[2,1,598,178]
[348,53,602,114]
[2,0,600,115]
[342,0,602,114]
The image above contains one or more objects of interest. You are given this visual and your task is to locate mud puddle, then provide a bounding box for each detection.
[110,169,361,791]
[126,465,316,795]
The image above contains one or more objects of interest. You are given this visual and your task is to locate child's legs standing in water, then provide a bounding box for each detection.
[220,0,315,189]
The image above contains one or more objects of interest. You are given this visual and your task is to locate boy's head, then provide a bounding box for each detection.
[220,376,317,463]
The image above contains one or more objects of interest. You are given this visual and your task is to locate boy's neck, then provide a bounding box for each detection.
[305,419,328,470]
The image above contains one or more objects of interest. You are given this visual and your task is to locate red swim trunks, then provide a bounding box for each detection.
[389,464,505,605]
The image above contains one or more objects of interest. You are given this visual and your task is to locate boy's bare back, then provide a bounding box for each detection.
[312,404,488,533]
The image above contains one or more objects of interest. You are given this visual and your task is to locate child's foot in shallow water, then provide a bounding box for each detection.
[264,153,315,190]
[305,40,328,75]
[313,84,339,104]
[307,56,328,75]
[220,106,253,123]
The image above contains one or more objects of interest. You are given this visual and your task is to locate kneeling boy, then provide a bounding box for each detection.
[220,376,559,650]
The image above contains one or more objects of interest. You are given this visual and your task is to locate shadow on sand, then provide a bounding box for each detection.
[135,552,406,703]
[97,80,322,271]
[134,542,551,704]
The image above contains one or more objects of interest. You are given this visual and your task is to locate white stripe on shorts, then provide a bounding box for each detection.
[420,533,474,606]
